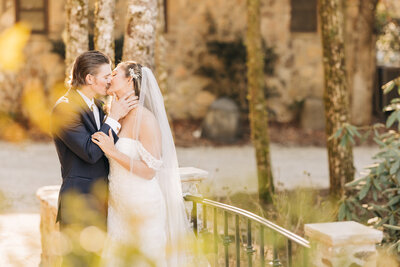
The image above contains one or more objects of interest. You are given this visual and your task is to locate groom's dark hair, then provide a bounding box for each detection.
[70,50,111,89]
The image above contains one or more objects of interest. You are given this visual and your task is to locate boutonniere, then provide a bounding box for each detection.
[99,101,110,115]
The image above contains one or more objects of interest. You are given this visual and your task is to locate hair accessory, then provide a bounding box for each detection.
[129,68,139,80]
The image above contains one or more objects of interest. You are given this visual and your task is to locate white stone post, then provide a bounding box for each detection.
[305,221,383,267]
[36,185,62,267]
[180,167,209,231]
[179,166,208,196]
[36,167,208,267]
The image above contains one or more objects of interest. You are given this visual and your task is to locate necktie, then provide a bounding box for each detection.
[90,103,100,130]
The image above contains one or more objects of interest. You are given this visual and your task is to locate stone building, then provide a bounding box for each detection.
[0,0,399,130]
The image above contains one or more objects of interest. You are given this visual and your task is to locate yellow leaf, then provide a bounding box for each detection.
[2,121,26,143]
[22,79,51,135]
[0,23,31,71]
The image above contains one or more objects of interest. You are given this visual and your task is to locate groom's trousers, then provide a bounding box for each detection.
[58,178,108,267]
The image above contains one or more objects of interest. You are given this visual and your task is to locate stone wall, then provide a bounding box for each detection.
[291,34,324,106]
[292,33,326,130]
[0,0,324,124]
[261,0,295,122]
[164,0,246,119]
[0,1,65,118]
[383,0,400,17]
[165,0,312,122]
[48,0,65,40]
[2,0,400,127]
[125,0,324,123]
[0,36,65,117]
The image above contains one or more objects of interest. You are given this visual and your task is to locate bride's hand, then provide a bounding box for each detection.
[92,129,116,155]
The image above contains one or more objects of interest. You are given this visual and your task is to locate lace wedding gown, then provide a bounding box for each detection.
[102,137,167,267]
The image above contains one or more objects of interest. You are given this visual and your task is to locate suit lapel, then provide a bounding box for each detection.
[67,89,98,132]
[86,109,98,131]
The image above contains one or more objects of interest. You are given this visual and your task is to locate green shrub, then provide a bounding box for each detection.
[337,77,400,255]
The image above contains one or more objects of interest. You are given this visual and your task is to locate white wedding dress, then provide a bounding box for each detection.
[102,137,167,267]
[102,67,202,267]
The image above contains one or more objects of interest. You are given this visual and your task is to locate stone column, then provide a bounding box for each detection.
[179,166,208,196]
[179,167,209,230]
[305,221,383,267]
[36,167,209,267]
[36,185,61,267]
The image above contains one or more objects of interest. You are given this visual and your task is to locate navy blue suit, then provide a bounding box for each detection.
[51,89,118,229]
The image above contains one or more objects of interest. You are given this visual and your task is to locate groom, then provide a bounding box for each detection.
[51,51,137,259]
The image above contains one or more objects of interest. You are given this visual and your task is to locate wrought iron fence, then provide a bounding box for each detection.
[184,194,310,267]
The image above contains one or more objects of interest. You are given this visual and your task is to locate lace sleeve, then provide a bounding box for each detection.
[136,141,163,171]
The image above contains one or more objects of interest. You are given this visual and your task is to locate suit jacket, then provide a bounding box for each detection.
[51,89,118,225]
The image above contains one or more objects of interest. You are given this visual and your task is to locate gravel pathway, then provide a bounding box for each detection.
[0,141,380,266]
[0,141,380,212]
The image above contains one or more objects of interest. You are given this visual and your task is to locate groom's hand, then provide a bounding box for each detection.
[108,91,138,121]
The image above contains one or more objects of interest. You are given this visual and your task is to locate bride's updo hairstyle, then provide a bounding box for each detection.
[117,61,143,97]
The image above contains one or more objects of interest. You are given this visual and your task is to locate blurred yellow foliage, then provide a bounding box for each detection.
[0,23,30,71]
[48,231,72,257]
[50,82,69,105]
[80,226,106,253]
[0,23,31,143]
[22,78,51,135]
[0,114,26,142]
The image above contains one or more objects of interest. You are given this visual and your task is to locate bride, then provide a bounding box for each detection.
[91,61,196,266]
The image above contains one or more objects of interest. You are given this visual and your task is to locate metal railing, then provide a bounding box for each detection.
[184,194,310,267]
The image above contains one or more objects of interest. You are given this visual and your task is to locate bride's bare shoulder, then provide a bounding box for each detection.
[134,107,155,120]
[142,108,158,128]
[142,107,156,118]
[125,107,156,124]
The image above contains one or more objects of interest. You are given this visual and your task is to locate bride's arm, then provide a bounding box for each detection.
[105,148,157,180]
[92,115,162,180]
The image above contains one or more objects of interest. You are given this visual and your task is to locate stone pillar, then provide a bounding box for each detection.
[179,167,208,196]
[36,185,61,267]
[36,167,208,267]
[305,221,383,267]
[179,167,209,230]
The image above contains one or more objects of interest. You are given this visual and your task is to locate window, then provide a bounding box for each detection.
[15,0,48,34]
[290,0,317,33]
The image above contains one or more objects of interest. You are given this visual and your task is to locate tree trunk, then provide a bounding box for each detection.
[346,0,378,126]
[319,0,355,197]
[94,0,115,66]
[123,0,158,70]
[64,0,89,80]
[154,0,175,134]
[246,0,274,204]
[155,0,167,95]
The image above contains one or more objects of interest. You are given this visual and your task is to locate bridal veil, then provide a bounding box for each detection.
[131,66,199,266]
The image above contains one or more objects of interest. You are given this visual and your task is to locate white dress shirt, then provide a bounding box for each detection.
[77,90,121,133]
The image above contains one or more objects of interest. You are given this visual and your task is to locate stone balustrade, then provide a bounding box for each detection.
[305,221,383,267]
[36,167,208,267]
[37,170,386,267]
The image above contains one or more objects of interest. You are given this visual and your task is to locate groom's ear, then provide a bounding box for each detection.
[85,74,94,85]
